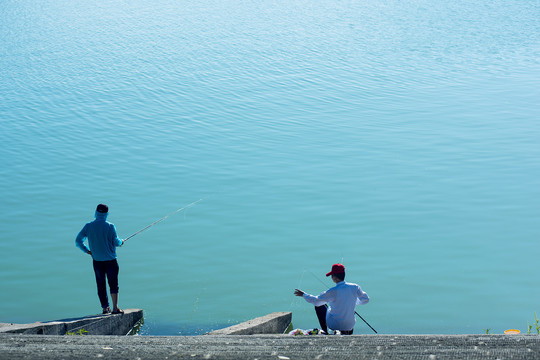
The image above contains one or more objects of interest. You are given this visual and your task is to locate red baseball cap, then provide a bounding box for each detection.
[326,263,345,277]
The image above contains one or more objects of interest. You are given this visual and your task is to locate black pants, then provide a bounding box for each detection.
[315,305,354,335]
[93,259,119,309]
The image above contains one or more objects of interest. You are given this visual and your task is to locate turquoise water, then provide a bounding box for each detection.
[1,0,539,335]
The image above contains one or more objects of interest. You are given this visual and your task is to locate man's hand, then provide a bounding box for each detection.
[294,289,305,297]
[87,250,92,255]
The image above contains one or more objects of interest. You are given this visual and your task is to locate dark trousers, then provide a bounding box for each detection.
[315,305,354,335]
[93,259,119,309]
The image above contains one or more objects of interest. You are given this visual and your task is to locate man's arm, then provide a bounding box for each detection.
[75,225,91,255]
[295,288,333,307]
[110,225,124,247]
[356,286,369,305]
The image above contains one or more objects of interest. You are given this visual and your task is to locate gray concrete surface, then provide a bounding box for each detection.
[0,309,143,336]
[207,312,292,335]
[0,333,538,359]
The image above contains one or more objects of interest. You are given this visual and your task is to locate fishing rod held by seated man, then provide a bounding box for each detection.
[294,263,370,335]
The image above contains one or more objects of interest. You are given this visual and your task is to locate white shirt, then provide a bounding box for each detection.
[302,281,369,331]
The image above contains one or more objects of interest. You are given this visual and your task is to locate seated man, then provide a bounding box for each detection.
[294,263,369,334]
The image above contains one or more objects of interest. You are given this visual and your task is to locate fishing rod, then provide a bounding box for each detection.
[355,310,377,334]
[123,198,204,243]
[308,270,378,334]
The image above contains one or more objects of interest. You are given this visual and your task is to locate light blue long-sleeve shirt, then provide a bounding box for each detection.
[302,281,369,331]
[75,211,123,261]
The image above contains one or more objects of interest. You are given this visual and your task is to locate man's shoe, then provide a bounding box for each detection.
[102,307,111,314]
[112,308,124,315]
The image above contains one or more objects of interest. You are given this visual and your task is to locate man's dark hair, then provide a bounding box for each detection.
[334,272,345,281]
[96,204,109,213]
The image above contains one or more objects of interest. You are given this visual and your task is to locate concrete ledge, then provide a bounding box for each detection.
[0,334,539,359]
[206,312,292,335]
[0,309,143,336]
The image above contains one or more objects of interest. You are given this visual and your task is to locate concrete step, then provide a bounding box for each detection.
[206,312,292,335]
[0,309,143,336]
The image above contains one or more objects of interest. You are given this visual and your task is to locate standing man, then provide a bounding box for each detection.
[76,204,124,314]
[294,263,369,334]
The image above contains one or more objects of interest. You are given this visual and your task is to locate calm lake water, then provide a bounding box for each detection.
[1,0,539,335]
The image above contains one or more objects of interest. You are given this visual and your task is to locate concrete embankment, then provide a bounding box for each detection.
[1,333,539,359]
[1,311,538,359]
[207,312,292,335]
[0,309,143,336]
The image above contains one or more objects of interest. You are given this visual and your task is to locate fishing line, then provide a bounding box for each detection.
[308,270,328,288]
[123,198,204,243]
[290,269,306,310]
[190,287,205,320]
